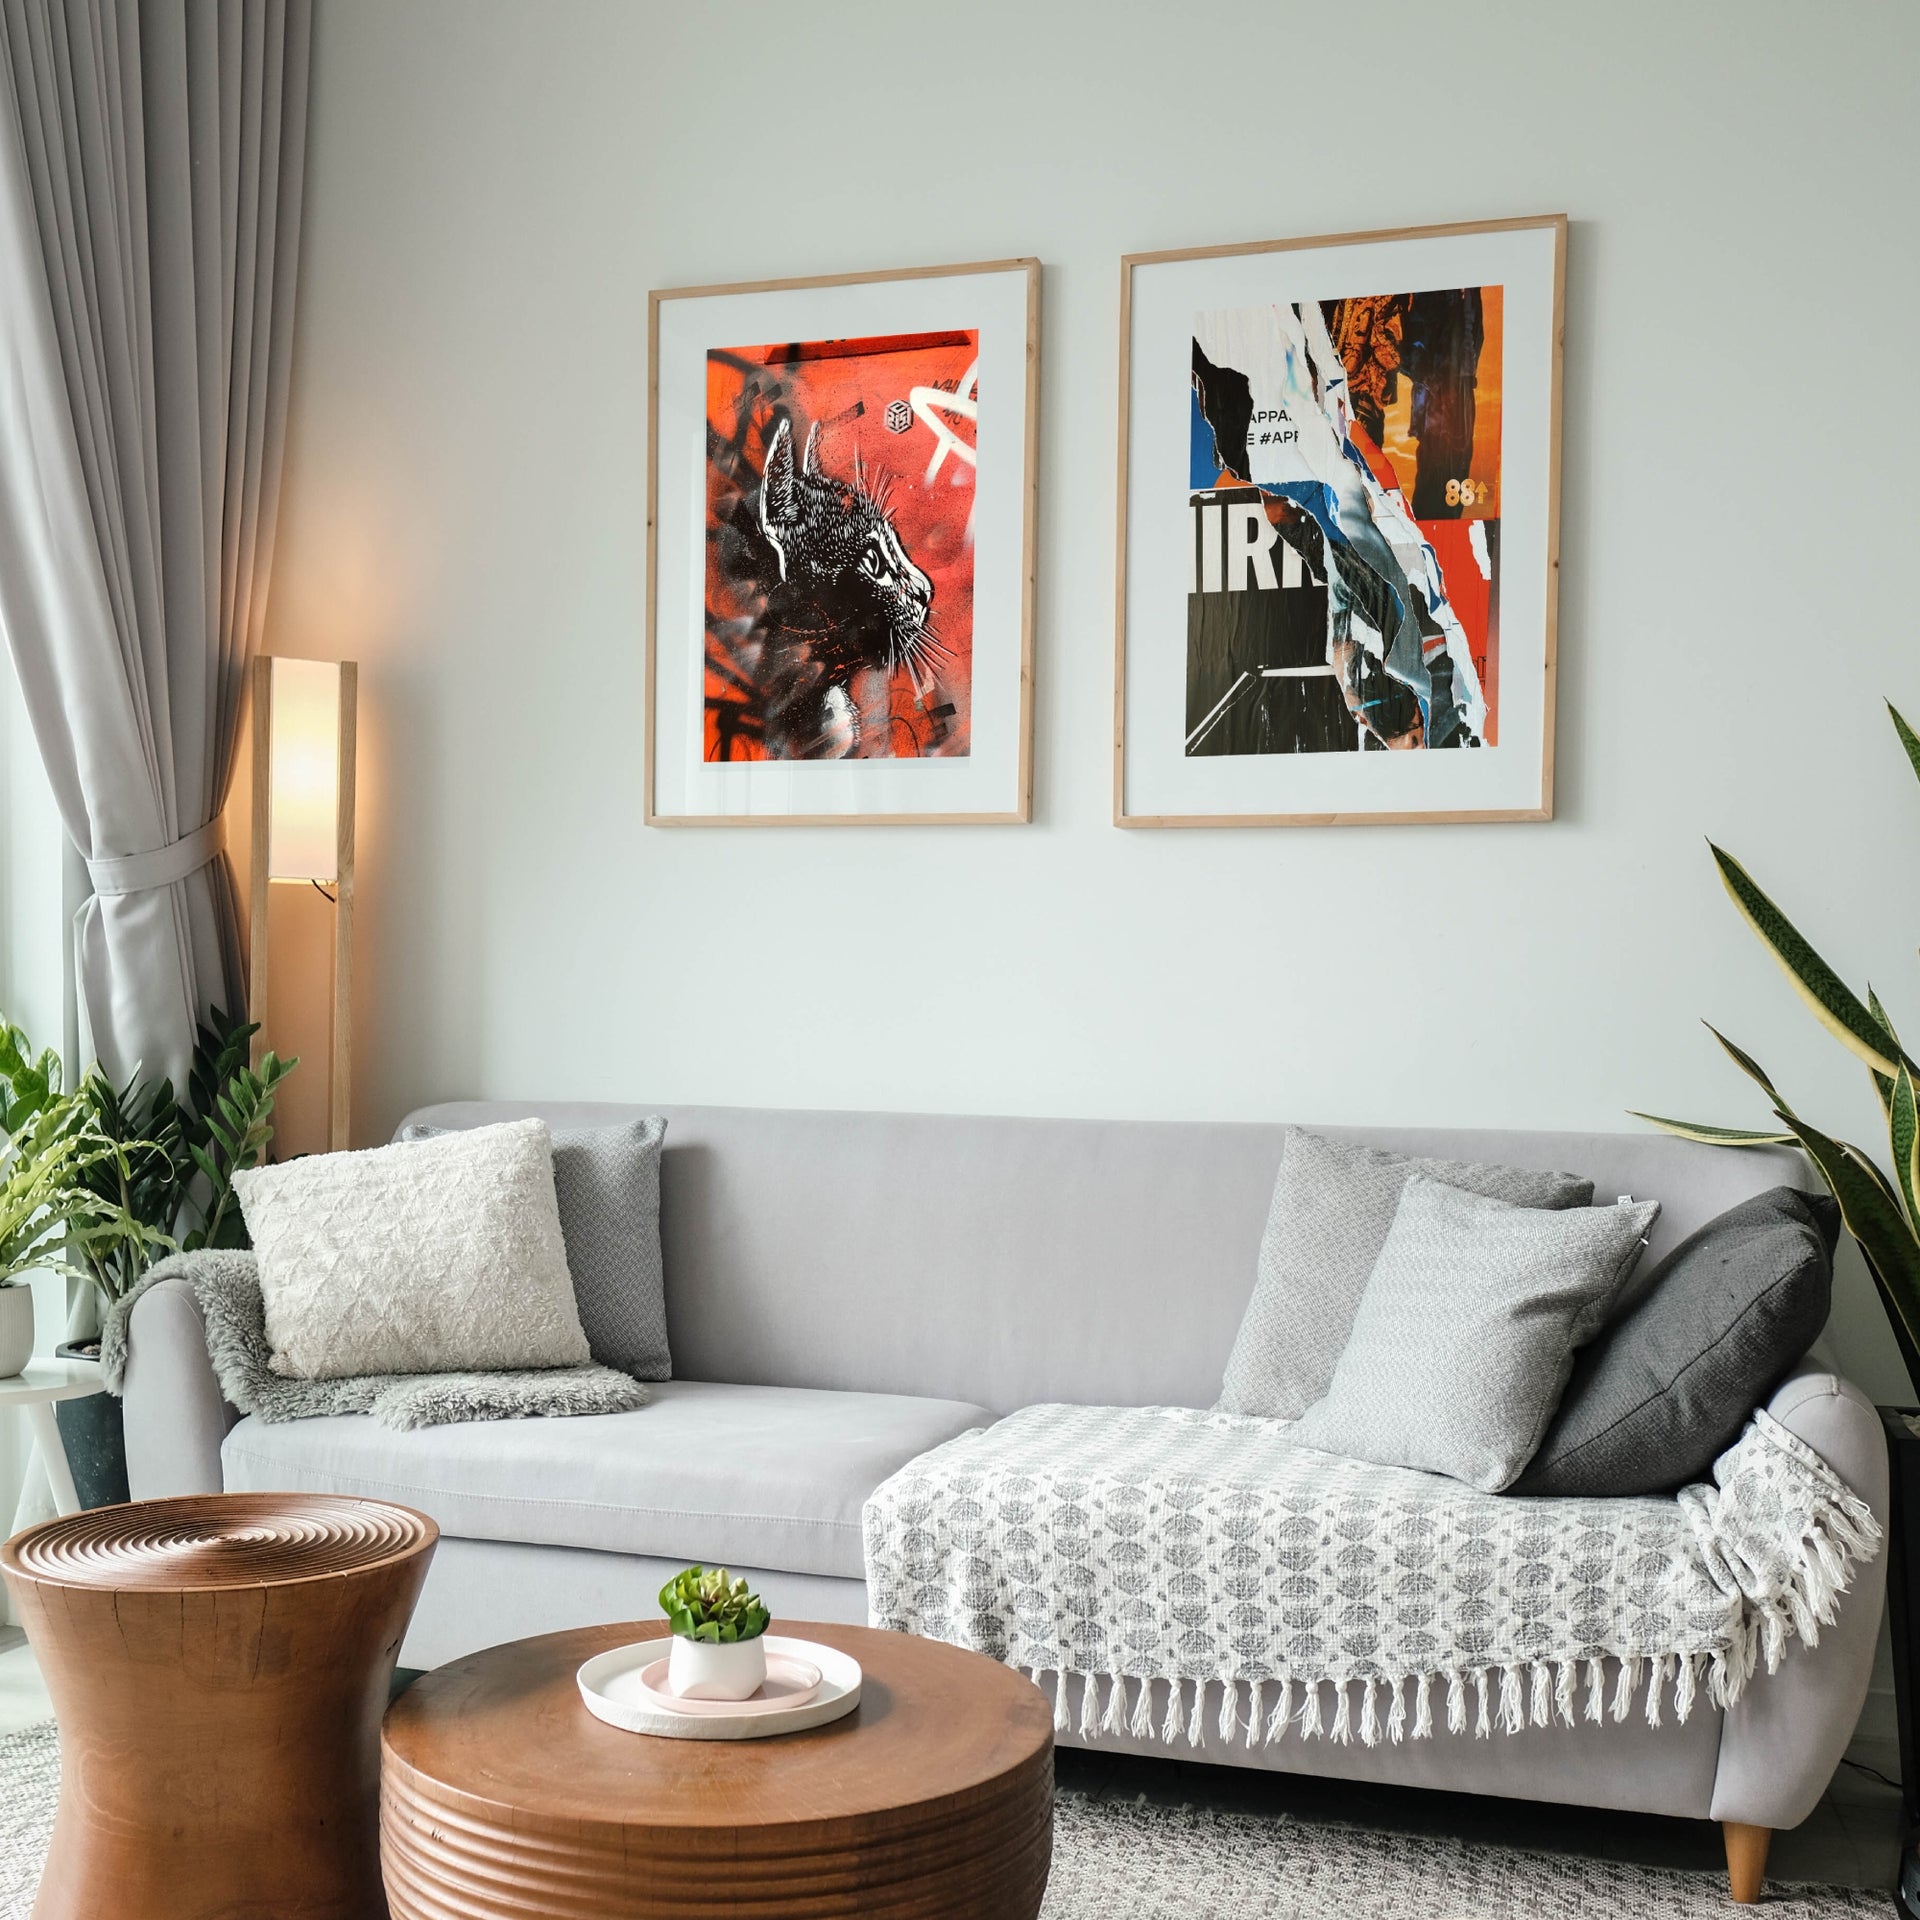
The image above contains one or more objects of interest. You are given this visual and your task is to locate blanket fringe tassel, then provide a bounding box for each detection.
[1032,1652,1740,1751]
[1266,1676,1294,1743]
[1129,1675,1156,1741]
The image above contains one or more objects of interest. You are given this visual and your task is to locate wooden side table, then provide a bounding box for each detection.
[2,1360,106,1532]
[1,1491,437,1920]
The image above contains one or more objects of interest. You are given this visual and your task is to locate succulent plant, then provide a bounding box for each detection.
[659,1565,771,1644]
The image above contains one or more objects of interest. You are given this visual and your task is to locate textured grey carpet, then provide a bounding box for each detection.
[0,1719,1887,1918]
[1042,1794,1887,1917]
[0,1725,55,1920]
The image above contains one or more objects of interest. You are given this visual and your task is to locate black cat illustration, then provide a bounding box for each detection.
[747,416,937,758]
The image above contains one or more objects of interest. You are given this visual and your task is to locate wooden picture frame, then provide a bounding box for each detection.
[1114,215,1566,827]
[646,258,1041,825]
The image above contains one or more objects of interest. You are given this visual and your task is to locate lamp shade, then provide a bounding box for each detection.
[267,657,342,882]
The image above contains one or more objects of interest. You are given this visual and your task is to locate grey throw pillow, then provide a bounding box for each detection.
[1514,1187,1837,1497]
[1217,1129,1595,1419]
[1287,1176,1662,1492]
[399,1116,671,1381]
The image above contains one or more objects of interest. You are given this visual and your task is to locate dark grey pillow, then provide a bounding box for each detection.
[1513,1186,1837,1498]
[398,1117,671,1381]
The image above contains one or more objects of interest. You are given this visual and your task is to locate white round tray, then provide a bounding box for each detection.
[577,1635,863,1741]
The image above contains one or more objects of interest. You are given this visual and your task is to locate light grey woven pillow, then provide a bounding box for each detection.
[1217,1129,1595,1419]
[1287,1176,1662,1492]
[399,1116,670,1381]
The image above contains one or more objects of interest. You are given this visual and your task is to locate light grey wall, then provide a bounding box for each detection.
[263,0,1919,1400]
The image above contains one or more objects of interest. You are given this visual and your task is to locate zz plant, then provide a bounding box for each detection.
[1638,699,1920,1384]
[659,1566,771,1644]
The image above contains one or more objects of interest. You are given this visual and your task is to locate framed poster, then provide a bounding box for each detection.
[1114,215,1565,826]
[647,258,1040,824]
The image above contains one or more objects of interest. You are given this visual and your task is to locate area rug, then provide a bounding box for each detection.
[0,1719,1885,1918]
[1042,1795,1886,1917]
[0,1725,56,1919]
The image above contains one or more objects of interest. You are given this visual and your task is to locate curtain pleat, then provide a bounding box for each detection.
[0,0,311,1092]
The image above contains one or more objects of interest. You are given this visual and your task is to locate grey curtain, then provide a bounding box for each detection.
[0,0,310,1093]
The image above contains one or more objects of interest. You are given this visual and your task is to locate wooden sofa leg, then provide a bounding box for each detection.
[1723,1821,1771,1903]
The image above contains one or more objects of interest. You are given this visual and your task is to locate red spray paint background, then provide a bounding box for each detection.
[704,331,978,760]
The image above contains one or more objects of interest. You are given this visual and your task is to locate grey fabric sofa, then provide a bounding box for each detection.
[120,1101,1889,1897]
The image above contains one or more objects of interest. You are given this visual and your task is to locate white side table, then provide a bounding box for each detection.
[4,1358,104,1531]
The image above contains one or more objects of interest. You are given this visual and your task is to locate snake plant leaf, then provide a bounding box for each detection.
[1893,702,1920,788]
[1711,844,1903,1078]
[1895,1063,1920,1233]
[1702,1024,1789,1105]
[1871,987,1905,1047]
[1871,989,1901,1120]
[1628,1111,1797,1146]
[1771,1108,1920,1359]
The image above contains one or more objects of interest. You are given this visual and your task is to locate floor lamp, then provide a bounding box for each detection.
[247,655,357,1151]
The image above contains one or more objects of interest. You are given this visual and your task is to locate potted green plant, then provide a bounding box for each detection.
[1635,700,1920,1383]
[0,1007,294,1504]
[0,1024,73,1372]
[0,1054,170,1378]
[659,1565,772,1701]
[0,1106,111,1375]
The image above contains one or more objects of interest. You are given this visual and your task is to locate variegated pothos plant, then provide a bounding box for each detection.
[1636,702,1920,1385]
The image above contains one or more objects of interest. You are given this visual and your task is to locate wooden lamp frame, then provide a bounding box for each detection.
[246,655,357,1150]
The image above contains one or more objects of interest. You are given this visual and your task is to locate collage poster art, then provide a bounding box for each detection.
[704,331,979,763]
[1185,289,1502,759]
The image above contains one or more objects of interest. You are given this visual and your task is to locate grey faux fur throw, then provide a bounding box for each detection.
[101,1251,651,1430]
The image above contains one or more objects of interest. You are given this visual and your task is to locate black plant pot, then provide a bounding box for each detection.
[51,1340,130,1509]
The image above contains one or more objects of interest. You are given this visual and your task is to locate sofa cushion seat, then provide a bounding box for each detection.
[219,1378,991,1579]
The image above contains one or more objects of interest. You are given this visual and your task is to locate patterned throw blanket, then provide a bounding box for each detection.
[864,1403,1879,1747]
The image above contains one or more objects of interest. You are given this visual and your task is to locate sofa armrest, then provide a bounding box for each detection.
[1710,1364,1891,1829]
[122,1275,241,1499]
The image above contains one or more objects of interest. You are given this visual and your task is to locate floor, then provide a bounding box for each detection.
[1053,1739,1907,1894]
[0,1633,49,1739]
[0,1625,1903,1892]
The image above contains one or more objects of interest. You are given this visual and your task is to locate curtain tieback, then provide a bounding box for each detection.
[86,818,228,898]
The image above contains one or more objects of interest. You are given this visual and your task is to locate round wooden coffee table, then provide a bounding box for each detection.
[381,1620,1053,1918]
[2,1491,436,1920]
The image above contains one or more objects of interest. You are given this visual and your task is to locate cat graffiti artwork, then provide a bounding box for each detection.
[704,331,978,761]
[1185,291,1502,759]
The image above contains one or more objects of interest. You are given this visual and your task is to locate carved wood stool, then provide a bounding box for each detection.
[1,1491,437,1920]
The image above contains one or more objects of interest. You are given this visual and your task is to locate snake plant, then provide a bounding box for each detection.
[659,1566,771,1643]
[1635,700,1920,1384]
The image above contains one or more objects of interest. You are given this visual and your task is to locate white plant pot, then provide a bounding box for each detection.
[0,1287,33,1379]
[667,1633,768,1702]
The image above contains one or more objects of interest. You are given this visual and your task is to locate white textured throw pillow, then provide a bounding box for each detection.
[237,1118,592,1380]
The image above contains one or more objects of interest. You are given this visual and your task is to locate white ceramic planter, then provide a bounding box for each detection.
[666,1633,768,1702]
[0,1287,33,1378]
